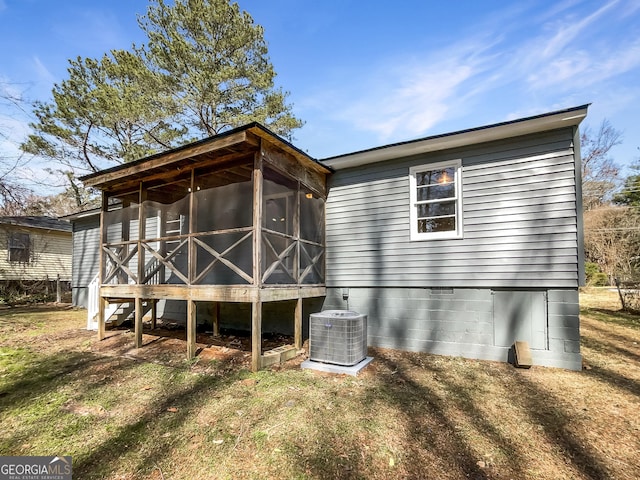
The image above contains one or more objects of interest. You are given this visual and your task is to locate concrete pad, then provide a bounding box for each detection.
[301,356,374,376]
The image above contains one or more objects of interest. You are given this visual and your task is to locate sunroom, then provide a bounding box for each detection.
[81,123,331,370]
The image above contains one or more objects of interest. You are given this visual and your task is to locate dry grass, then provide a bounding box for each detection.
[0,294,639,479]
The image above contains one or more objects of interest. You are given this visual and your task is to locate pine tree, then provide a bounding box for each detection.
[22,0,303,193]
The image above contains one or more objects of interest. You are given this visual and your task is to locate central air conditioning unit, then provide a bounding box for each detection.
[309,310,367,366]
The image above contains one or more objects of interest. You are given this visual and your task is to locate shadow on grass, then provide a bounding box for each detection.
[353,349,615,480]
[0,349,142,454]
[510,373,613,480]
[0,342,247,479]
[581,334,640,364]
[358,351,500,479]
[581,307,640,330]
[72,370,241,479]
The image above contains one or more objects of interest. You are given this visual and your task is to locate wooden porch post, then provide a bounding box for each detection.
[98,298,107,341]
[135,297,143,348]
[294,297,303,350]
[98,192,108,340]
[212,302,220,337]
[137,182,146,285]
[188,169,197,285]
[187,299,196,359]
[251,300,262,371]
[252,145,264,371]
[151,300,157,330]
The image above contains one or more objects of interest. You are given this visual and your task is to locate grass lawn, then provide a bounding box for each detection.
[0,290,638,479]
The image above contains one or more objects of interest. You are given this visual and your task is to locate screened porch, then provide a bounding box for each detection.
[81,124,331,370]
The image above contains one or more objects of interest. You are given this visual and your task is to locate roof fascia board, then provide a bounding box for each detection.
[323,105,589,170]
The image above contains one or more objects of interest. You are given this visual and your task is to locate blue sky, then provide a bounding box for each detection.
[1,0,639,193]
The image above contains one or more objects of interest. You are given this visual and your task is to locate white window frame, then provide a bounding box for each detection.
[409,159,463,241]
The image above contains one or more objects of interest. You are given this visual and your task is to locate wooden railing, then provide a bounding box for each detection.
[101,227,324,287]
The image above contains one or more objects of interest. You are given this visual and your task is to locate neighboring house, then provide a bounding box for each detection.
[72,105,587,370]
[0,216,72,284]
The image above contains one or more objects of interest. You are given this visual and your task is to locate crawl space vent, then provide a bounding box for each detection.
[309,310,367,366]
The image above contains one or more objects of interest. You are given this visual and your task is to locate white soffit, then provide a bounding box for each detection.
[322,105,588,170]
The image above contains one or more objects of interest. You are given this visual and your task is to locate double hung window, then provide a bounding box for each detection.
[409,160,462,240]
[8,232,30,262]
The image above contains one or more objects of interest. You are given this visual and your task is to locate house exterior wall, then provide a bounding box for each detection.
[321,287,581,370]
[71,215,101,307]
[326,128,579,288]
[323,127,583,370]
[0,226,72,281]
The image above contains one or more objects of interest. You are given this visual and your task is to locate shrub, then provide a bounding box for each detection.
[585,262,609,286]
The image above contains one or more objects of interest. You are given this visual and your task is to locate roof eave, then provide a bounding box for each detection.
[322,104,589,170]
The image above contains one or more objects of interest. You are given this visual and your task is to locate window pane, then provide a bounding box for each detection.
[417,201,456,218]
[9,233,30,262]
[418,216,456,233]
[416,167,455,186]
[416,183,455,201]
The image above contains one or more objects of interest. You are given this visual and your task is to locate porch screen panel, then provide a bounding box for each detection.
[191,167,253,285]
[103,201,140,285]
[299,188,325,284]
[193,231,253,285]
[262,167,298,285]
[194,177,253,232]
[141,193,190,285]
[300,242,325,284]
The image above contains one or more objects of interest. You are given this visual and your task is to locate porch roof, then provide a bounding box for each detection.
[80,123,331,194]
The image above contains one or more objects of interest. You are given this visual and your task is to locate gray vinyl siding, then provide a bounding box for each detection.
[71,215,101,307]
[326,128,579,288]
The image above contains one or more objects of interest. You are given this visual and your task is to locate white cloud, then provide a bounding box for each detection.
[539,1,619,59]
[350,63,474,139]
[32,56,57,85]
[333,37,500,141]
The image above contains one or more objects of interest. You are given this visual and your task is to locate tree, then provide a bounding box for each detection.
[580,119,622,210]
[22,0,302,195]
[139,0,302,138]
[583,205,640,282]
[0,83,35,214]
[22,51,186,178]
[612,154,640,206]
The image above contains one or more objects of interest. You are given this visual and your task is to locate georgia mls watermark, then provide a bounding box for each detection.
[0,456,72,480]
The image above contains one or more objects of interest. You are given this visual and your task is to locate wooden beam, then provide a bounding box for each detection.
[251,300,262,372]
[261,142,327,198]
[98,297,107,341]
[295,297,302,350]
[151,300,157,330]
[83,130,255,188]
[260,286,327,301]
[187,299,196,359]
[212,302,220,337]
[253,146,263,287]
[98,193,108,341]
[137,182,146,284]
[135,297,143,348]
[294,181,300,284]
[188,169,196,285]
[100,284,326,302]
